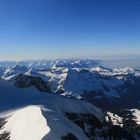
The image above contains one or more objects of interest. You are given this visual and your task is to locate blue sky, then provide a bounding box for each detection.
[0,0,140,60]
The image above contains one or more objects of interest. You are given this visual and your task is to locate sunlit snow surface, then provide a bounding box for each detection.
[1,106,50,140]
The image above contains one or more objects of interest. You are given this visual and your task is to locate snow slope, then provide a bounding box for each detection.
[3,65,28,80]
[1,106,50,140]
[0,78,104,140]
[64,68,124,98]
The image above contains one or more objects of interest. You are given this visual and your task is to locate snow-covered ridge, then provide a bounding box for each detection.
[0,78,104,140]
[64,67,125,98]
[91,66,140,77]
[1,106,50,140]
[2,65,28,80]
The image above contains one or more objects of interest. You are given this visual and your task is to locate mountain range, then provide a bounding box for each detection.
[0,59,140,140]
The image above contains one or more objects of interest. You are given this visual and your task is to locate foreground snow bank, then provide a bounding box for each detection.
[0,78,104,140]
[1,106,50,140]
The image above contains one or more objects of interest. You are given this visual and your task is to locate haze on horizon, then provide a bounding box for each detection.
[0,0,140,60]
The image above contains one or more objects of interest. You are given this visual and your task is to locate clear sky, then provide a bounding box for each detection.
[0,0,140,60]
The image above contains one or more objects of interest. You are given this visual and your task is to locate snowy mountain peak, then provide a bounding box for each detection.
[2,65,28,80]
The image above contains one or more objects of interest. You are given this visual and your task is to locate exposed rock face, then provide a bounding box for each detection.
[65,113,104,139]
[0,120,10,140]
[13,74,51,93]
[116,110,140,139]
[61,133,79,140]
[65,112,140,140]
